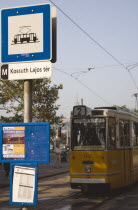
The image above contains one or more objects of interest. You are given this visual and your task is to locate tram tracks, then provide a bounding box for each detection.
[35,191,112,210]
[1,172,136,210]
[35,191,81,210]
[36,185,133,210]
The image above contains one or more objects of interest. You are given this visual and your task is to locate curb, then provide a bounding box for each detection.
[38,170,69,179]
[0,170,69,188]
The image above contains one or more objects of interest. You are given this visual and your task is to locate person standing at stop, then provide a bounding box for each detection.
[54,143,62,168]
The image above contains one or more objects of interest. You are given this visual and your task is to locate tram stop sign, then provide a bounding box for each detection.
[1,4,52,63]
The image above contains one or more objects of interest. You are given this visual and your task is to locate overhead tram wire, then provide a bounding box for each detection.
[75,78,111,105]
[49,0,138,89]
[126,63,138,71]
[56,62,138,71]
[49,0,125,69]
[53,67,112,106]
[126,64,138,89]
[126,70,138,89]
[70,68,94,78]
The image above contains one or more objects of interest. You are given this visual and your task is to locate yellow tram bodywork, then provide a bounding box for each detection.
[70,149,138,190]
[70,106,138,191]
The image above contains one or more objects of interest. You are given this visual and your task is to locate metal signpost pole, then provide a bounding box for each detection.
[23,80,32,210]
[24,80,32,123]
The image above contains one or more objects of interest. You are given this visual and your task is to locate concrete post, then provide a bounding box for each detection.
[22,80,32,210]
[24,80,32,123]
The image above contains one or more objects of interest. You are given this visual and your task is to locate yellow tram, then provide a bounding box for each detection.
[70,105,138,192]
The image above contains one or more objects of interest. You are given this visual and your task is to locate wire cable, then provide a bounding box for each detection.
[71,68,94,78]
[57,62,138,71]
[49,0,126,69]
[53,67,112,106]
[127,69,138,89]
[49,0,138,89]
[126,63,138,71]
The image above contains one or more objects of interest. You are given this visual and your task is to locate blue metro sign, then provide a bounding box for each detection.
[1,4,52,63]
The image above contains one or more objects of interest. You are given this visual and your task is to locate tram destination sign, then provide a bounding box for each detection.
[1,4,52,63]
[0,61,52,80]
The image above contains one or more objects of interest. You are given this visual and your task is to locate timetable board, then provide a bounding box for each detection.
[0,122,50,163]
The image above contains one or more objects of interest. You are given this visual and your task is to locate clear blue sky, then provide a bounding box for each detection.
[1,0,138,118]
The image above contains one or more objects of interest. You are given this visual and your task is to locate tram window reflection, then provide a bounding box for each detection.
[119,120,130,147]
[119,120,124,147]
[108,118,116,148]
[124,121,130,147]
[71,118,106,150]
[132,122,138,146]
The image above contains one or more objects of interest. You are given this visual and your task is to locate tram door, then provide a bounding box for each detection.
[30,33,33,41]
[120,120,131,185]
[17,35,20,42]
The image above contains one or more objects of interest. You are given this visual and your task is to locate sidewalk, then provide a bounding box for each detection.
[38,161,69,179]
[0,155,69,188]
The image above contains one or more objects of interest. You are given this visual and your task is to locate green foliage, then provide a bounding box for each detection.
[113,105,126,108]
[133,109,138,113]
[0,79,63,126]
[0,80,24,122]
[113,105,138,114]
[32,79,63,124]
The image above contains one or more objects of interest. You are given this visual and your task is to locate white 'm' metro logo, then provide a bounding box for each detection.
[1,64,8,80]
[2,68,8,75]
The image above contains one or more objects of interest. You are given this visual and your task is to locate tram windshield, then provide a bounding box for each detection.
[71,118,106,150]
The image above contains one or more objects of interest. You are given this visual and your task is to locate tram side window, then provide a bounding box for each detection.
[119,120,130,147]
[119,120,124,147]
[124,121,130,147]
[108,118,116,148]
[132,122,138,146]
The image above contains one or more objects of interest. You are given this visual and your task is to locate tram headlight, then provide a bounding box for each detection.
[85,166,91,173]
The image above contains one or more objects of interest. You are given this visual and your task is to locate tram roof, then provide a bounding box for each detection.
[72,105,138,118]
[94,106,130,112]
[94,106,138,117]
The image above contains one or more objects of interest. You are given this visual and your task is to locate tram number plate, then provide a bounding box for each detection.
[73,106,86,116]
